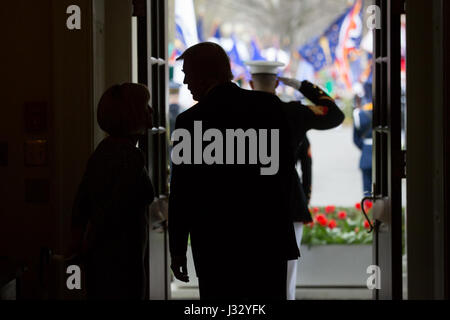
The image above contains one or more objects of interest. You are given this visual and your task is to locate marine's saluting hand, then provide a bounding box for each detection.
[278,77,302,90]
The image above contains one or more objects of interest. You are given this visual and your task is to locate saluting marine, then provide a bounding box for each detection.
[246,60,345,300]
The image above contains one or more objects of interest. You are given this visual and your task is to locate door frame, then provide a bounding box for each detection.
[444,0,450,300]
[133,0,170,300]
[370,0,404,300]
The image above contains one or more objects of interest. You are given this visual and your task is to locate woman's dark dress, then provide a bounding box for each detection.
[72,137,154,299]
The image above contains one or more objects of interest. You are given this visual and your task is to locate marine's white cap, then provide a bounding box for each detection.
[245,61,285,75]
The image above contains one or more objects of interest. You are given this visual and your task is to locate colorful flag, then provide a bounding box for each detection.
[360,53,373,84]
[173,0,199,105]
[349,50,363,85]
[298,0,363,90]
[206,22,222,45]
[211,22,222,39]
[298,10,346,71]
[296,58,315,82]
[197,16,205,42]
[334,0,363,89]
[227,35,248,80]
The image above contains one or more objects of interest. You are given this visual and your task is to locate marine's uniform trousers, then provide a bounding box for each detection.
[287,222,304,300]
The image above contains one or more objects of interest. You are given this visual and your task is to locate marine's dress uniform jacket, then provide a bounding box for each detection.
[283,81,345,223]
[169,82,299,300]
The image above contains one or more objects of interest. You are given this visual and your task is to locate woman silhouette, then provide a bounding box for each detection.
[69,83,154,299]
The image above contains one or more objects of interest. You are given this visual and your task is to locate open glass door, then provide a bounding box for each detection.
[363,0,404,300]
[133,0,170,300]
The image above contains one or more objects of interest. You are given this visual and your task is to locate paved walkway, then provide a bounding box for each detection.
[307,124,407,207]
[307,124,363,207]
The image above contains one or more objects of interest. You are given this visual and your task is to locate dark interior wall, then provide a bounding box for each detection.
[1,0,57,298]
[0,0,52,258]
[443,0,450,300]
[0,0,133,299]
[406,0,446,299]
[52,0,94,258]
[0,0,94,298]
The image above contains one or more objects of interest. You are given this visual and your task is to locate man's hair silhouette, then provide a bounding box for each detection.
[176,42,233,101]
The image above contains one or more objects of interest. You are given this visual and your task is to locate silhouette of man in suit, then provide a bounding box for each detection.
[168,42,299,300]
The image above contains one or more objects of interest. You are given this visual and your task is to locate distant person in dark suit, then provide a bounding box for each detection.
[69,83,155,299]
[246,61,344,300]
[353,93,373,197]
[168,42,299,300]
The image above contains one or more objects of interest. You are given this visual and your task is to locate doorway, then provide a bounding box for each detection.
[167,0,403,300]
[132,0,171,300]
[134,0,448,301]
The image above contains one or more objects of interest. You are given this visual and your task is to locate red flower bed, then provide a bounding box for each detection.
[302,204,374,245]
[315,214,328,227]
[338,211,347,219]
[325,205,336,214]
[328,219,337,229]
[364,200,373,211]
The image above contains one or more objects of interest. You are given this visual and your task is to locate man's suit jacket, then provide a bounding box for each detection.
[168,82,299,298]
